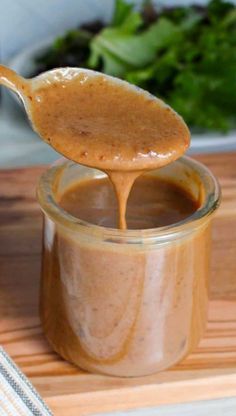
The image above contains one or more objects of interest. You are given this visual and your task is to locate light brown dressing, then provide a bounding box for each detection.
[0,66,190,228]
[40,166,210,376]
[1,65,209,377]
[29,72,190,228]
[59,175,199,229]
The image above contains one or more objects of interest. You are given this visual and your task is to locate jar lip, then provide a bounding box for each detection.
[37,156,221,243]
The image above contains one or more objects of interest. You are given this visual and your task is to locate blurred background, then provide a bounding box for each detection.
[1,0,236,167]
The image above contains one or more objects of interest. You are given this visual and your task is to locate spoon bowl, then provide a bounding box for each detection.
[0,64,191,229]
[0,65,190,172]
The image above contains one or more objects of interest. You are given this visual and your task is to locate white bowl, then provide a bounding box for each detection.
[7,38,236,153]
[8,37,55,79]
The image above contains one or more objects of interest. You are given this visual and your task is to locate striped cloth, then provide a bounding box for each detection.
[0,347,53,416]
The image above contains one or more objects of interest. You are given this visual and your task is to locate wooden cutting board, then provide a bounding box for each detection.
[0,153,236,416]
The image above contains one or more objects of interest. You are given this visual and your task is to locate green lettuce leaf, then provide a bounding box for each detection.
[89,18,179,76]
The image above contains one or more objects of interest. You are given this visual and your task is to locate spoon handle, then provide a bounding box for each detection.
[0,65,29,96]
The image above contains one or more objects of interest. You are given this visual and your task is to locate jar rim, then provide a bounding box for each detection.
[37,156,221,244]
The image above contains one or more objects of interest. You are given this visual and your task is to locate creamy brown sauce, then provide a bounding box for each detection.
[29,72,190,171]
[59,175,199,229]
[0,67,190,229]
[41,166,209,376]
[29,72,190,228]
[1,65,207,377]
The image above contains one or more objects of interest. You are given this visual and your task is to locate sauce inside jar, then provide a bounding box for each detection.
[59,174,199,229]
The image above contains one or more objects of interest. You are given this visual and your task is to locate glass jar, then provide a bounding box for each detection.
[37,156,220,377]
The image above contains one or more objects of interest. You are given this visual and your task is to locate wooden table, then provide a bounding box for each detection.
[0,153,236,415]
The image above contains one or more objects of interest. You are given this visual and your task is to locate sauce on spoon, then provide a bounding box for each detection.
[0,66,190,228]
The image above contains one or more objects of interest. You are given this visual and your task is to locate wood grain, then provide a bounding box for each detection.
[0,154,236,415]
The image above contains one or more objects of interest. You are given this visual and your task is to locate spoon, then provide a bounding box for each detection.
[0,65,190,229]
[0,65,190,170]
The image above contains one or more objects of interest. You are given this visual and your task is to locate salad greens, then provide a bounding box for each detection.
[35,0,236,132]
